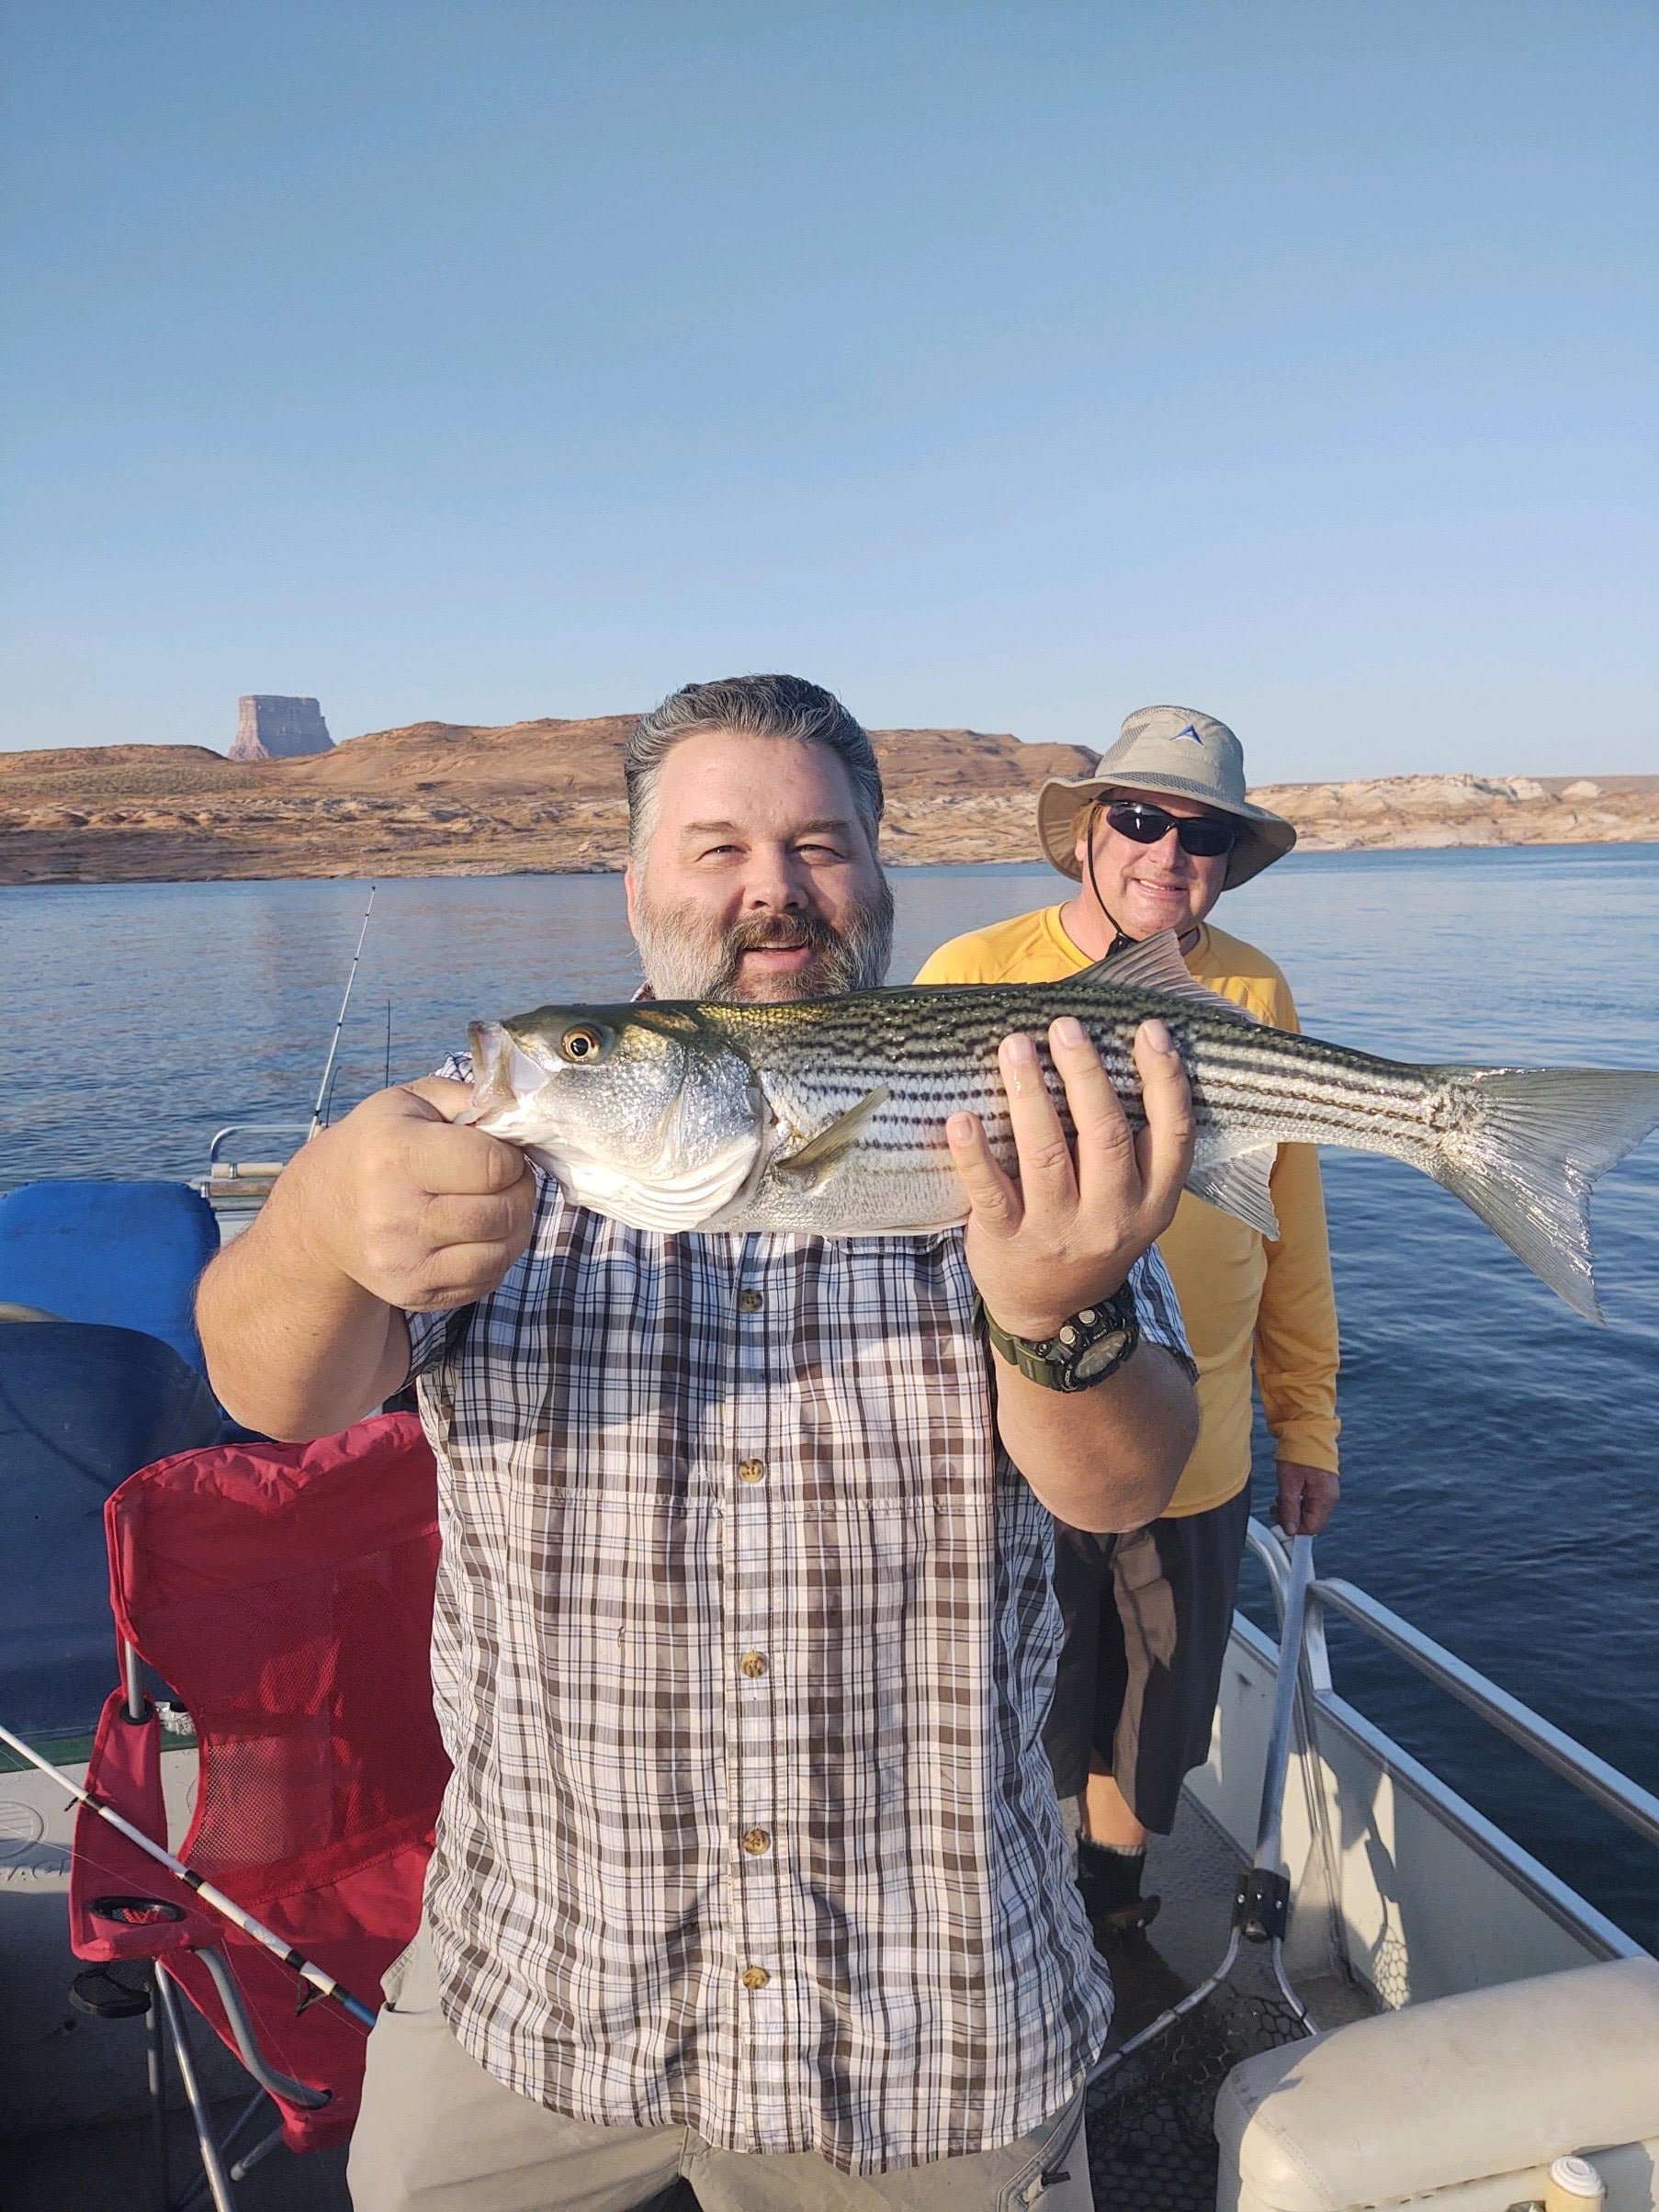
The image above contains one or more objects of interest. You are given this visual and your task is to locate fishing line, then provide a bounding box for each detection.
[57,1823,375,2044]
[0,1719,377,2031]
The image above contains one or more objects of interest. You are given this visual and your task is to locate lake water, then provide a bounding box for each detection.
[3,844,1657,1946]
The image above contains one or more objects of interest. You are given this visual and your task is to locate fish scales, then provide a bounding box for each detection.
[705,985,1439,1167]
[466,930,1659,1318]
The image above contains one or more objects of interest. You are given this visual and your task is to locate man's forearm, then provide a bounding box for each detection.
[197,1168,409,1441]
[993,1341,1197,1532]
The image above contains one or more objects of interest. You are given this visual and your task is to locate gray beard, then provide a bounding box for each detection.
[635,878,896,1003]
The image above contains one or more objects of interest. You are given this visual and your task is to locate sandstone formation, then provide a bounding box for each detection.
[229,695,333,762]
[1,721,1653,886]
[1246,772,1659,854]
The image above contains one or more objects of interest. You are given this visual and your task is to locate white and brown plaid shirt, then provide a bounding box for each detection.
[408,1118,1191,2172]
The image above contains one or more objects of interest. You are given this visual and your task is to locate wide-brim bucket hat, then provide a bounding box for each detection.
[1036,704,1298,892]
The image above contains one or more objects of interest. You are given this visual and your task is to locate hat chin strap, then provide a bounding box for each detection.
[1083,812,1137,959]
[1083,804,1200,961]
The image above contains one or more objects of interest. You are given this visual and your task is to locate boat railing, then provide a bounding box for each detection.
[1244,1518,1659,1856]
[1243,1518,1656,1975]
[196,1123,311,1233]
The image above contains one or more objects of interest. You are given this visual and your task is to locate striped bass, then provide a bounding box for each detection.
[465,930,1659,1320]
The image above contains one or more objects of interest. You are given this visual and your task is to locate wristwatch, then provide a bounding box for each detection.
[977,1281,1140,1393]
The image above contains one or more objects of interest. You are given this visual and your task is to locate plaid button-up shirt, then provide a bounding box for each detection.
[409,1148,1191,2172]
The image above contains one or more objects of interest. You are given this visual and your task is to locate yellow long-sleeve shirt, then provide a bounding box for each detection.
[916,905,1341,1517]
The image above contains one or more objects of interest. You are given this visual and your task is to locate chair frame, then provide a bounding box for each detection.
[78,1645,333,2212]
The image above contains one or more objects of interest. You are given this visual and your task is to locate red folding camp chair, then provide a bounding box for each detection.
[65,1412,451,2207]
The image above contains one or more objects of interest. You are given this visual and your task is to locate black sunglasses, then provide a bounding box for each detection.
[1100,799,1239,858]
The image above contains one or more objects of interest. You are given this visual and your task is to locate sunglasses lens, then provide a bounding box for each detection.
[1104,803,1169,845]
[1104,803,1236,856]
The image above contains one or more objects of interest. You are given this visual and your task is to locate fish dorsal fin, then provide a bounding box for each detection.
[773,1087,889,1187]
[1083,930,1261,1023]
[1186,1143,1281,1239]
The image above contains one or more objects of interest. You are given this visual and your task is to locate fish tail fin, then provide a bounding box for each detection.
[1432,1068,1659,1322]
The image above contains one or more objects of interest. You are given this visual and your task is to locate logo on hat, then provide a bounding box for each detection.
[1175,723,1203,743]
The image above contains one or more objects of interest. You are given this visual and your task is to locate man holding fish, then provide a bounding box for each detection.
[918,705,1341,1964]
[199,673,1202,2208]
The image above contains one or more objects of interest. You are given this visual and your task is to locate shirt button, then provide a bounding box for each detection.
[740,1966,770,1991]
[740,1826,771,1856]
[739,1651,768,1680]
[738,1289,764,1315]
[737,1459,767,1484]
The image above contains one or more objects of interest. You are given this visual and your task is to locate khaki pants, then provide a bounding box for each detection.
[348,1924,1091,2212]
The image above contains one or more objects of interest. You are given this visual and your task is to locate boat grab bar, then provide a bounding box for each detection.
[206,1124,311,1167]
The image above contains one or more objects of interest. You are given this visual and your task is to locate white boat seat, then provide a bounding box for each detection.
[1215,1955,1659,2210]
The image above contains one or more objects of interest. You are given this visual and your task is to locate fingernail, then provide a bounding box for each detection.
[1142,1018,1175,1053]
[1054,1016,1085,1048]
[946,1112,975,1145]
[1001,1032,1037,1066]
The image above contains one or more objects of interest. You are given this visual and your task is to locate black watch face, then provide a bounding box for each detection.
[1074,1326,1131,1379]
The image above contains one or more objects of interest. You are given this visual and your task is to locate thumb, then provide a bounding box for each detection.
[400,1075,478,1123]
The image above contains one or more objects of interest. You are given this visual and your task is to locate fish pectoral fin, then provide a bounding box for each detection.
[1186,1143,1281,1239]
[1082,930,1261,1022]
[773,1087,890,1187]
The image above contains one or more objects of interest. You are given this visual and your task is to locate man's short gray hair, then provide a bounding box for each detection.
[625,673,885,860]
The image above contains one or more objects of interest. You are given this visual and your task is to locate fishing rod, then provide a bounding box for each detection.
[0,1719,377,2030]
[309,886,378,1140]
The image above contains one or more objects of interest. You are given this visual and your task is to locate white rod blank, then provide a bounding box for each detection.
[0,1718,376,2029]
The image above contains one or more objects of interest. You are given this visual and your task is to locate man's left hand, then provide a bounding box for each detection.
[947,1015,1194,1340]
[1276,1461,1340,1536]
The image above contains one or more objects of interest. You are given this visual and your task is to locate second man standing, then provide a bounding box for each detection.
[918,703,1342,1954]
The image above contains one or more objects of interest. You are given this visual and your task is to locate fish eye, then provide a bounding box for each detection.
[558,1023,607,1065]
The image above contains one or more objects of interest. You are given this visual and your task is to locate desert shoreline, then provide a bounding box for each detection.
[3,717,1654,886]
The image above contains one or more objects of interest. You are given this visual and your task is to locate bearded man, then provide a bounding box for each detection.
[198,674,1199,2212]
[918,705,1341,1961]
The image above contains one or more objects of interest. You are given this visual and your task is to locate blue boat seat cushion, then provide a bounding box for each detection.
[0,1179,219,1373]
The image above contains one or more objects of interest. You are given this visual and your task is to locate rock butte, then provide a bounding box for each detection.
[228,695,334,763]
[0,718,1654,886]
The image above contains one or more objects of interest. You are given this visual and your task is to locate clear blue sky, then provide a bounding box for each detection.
[3,1,1653,780]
